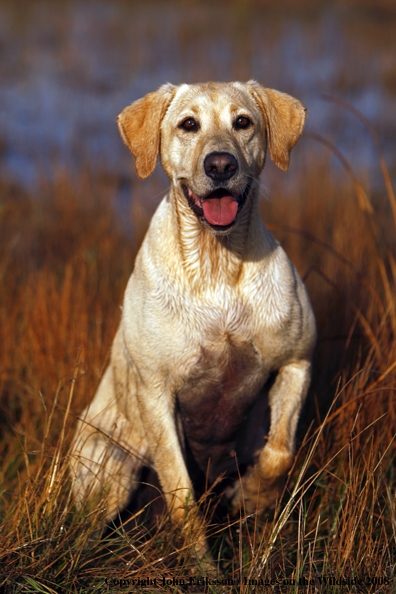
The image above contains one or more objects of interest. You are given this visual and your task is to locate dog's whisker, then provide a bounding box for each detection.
[257,181,272,202]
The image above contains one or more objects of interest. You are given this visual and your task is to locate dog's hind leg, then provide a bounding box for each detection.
[70,357,149,520]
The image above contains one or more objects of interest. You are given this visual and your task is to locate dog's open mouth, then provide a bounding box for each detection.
[182,184,251,230]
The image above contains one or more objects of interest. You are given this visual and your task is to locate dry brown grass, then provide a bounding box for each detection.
[0,118,395,592]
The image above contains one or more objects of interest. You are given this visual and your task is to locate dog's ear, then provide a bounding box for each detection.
[117,84,176,179]
[247,81,306,172]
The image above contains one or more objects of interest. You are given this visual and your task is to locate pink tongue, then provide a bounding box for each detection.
[202,196,238,226]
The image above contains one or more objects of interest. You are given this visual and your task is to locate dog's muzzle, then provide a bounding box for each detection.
[182,182,251,231]
[203,152,238,183]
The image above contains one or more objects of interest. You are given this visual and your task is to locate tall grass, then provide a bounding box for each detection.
[0,114,395,593]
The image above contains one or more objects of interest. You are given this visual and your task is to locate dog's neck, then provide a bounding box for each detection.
[170,184,264,290]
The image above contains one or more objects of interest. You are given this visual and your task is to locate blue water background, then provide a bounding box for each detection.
[0,1,395,196]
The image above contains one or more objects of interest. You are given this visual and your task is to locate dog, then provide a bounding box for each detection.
[70,81,316,564]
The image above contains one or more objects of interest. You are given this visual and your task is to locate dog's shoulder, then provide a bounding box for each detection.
[240,225,316,359]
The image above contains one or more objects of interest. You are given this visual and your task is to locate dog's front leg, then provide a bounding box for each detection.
[233,360,311,513]
[136,380,213,567]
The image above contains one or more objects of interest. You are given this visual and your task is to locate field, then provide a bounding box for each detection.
[0,108,395,592]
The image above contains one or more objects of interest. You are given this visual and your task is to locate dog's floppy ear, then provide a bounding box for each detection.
[117,83,176,179]
[247,81,306,172]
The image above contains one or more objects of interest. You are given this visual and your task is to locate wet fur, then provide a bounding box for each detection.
[70,81,316,564]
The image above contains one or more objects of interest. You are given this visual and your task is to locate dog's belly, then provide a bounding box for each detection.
[177,338,267,472]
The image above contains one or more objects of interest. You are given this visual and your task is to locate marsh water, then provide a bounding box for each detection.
[0,0,395,192]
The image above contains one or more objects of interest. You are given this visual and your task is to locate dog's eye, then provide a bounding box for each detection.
[179,118,199,132]
[235,116,252,130]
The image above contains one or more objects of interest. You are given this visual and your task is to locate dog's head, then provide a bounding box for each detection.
[117,81,306,235]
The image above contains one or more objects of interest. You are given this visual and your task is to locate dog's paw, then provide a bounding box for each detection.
[226,472,283,515]
[190,537,220,578]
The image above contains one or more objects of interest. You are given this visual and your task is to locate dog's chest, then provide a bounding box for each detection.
[175,300,267,448]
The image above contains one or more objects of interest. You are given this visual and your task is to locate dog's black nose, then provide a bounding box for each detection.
[204,152,238,181]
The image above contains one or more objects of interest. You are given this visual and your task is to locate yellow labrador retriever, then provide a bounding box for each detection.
[70,81,316,561]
